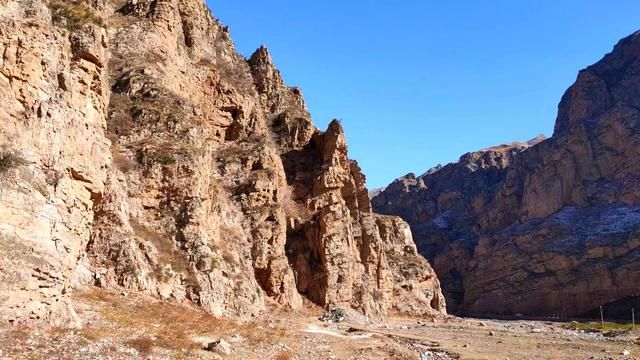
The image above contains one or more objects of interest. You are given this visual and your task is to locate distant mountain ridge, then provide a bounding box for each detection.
[372,31,640,317]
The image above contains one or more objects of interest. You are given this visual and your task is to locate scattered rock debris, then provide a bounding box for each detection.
[320,308,348,323]
[204,339,231,355]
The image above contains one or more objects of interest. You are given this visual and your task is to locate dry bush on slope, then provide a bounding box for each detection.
[130,219,190,276]
[72,290,296,356]
[279,184,312,221]
[47,0,105,30]
[0,149,28,175]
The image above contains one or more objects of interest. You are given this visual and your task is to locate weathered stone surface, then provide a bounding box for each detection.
[373,31,640,318]
[0,0,446,324]
[0,1,110,326]
[279,120,445,316]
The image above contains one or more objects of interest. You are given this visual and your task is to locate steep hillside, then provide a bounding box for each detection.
[0,0,445,326]
[373,31,640,317]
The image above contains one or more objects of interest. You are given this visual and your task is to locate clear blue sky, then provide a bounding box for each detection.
[207,0,640,188]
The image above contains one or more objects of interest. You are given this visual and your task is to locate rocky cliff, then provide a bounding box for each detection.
[373,31,640,318]
[0,0,445,326]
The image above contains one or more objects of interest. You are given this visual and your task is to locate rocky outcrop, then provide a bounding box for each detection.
[281,120,445,316]
[0,1,110,325]
[0,0,445,325]
[373,31,640,318]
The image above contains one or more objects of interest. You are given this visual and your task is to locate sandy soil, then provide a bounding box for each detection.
[1,288,639,359]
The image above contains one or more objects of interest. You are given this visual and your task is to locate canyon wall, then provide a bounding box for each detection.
[373,31,640,317]
[0,0,445,325]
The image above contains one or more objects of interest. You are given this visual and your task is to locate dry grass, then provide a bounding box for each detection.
[47,0,105,30]
[71,289,298,357]
[74,290,223,355]
[274,350,294,360]
[111,147,137,173]
[220,248,238,266]
[130,219,190,275]
[125,336,155,356]
[279,185,312,221]
[134,141,206,168]
[564,320,636,333]
[4,327,31,343]
[137,148,177,165]
[107,93,136,141]
[198,55,256,96]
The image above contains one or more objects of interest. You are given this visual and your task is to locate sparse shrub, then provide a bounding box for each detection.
[198,53,256,96]
[152,151,177,165]
[564,321,635,333]
[0,149,28,174]
[48,0,105,30]
[136,148,177,166]
[134,142,209,168]
[219,223,245,243]
[221,248,238,266]
[279,185,312,221]
[125,336,155,356]
[107,94,136,140]
[112,150,137,173]
[155,265,174,283]
[143,49,169,67]
[74,289,298,356]
[131,219,190,276]
[275,350,294,360]
[217,59,256,95]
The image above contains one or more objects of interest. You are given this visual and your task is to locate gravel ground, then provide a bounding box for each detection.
[1,288,639,359]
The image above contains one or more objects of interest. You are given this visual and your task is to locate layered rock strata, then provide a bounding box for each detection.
[0,0,445,325]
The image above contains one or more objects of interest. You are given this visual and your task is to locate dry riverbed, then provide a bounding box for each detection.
[1,288,639,359]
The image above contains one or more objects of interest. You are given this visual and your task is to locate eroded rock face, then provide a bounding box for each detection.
[0,0,445,325]
[373,31,640,317]
[282,120,445,316]
[0,1,110,325]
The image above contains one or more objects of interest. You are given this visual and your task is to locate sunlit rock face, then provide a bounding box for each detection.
[0,0,445,325]
[373,31,640,318]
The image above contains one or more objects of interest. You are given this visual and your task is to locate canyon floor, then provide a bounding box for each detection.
[1,289,639,360]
